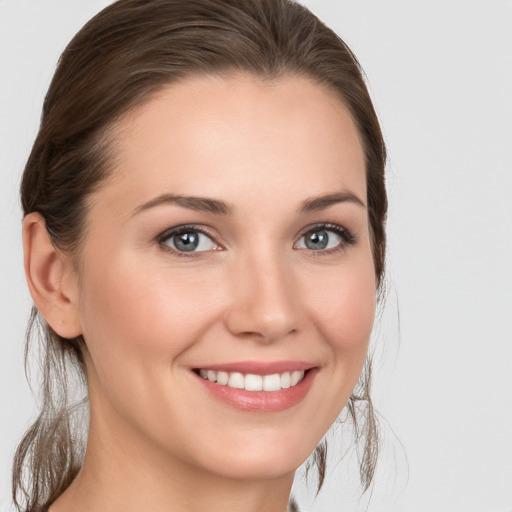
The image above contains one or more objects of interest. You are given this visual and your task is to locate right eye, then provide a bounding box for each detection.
[159,226,220,254]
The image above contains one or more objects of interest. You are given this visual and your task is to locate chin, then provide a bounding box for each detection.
[185,426,321,482]
[202,450,306,482]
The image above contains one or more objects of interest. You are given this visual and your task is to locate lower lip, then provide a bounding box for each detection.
[194,369,317,413]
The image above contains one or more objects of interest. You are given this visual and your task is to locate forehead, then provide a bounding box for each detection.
[98,74,366,214]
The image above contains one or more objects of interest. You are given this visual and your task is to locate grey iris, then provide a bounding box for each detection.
[174,231,199,251]
[305,230,329,250]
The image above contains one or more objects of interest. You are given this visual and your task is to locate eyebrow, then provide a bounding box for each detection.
[299,191,366,213]
[130,193,232,216]
[131,190,365,217]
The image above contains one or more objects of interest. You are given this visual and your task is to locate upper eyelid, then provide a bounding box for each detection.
[157,224,220,242]
[296,222,350,238]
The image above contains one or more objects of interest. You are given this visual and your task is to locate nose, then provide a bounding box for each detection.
[225,251,300,343]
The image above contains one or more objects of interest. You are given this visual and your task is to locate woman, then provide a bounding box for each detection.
[13,0,387,511]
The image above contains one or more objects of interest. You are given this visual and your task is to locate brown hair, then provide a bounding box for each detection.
[14,0,387,510]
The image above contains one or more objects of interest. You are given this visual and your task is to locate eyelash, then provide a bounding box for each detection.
[157,224,220,258]
[156,222,356,257]
[297,223,357,256]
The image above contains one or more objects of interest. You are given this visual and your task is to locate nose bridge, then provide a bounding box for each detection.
[226,240,299,341]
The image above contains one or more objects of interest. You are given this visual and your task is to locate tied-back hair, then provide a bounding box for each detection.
[13,0,387,510]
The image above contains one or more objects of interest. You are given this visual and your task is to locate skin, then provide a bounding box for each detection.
[24,74,376,512]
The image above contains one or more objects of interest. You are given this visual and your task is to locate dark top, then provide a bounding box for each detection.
[31,500,299,511]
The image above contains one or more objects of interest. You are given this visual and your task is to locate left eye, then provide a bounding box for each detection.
[295,227,344,251]
[161,229,218,253]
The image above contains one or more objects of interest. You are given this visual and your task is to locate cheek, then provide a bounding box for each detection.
[77,252,223,388]
[307,256,376,373]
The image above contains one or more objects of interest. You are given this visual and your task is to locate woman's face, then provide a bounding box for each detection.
[74,74,376,481]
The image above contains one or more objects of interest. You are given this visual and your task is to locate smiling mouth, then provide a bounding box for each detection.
[192,364,317,412]
[195,369,307,391]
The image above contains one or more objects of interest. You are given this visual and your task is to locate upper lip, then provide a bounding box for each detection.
[193,360,314,375]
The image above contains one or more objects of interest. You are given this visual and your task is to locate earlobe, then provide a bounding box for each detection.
[22,213,82,339]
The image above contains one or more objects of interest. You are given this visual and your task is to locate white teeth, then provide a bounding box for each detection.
[244,374,263,391]
[228,372,245,389]
[263,373,281,391]
[198,368,306,391]
[217,371,229,385]
[291,370,304,386]
[281,371,291,389]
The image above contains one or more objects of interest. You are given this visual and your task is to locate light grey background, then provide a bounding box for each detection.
[1,1,511,511]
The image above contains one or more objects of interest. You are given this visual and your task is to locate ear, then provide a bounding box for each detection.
[22,213,82,338]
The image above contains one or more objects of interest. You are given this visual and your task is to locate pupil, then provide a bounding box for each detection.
[174,232,199,252]
[306,230,328,250]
